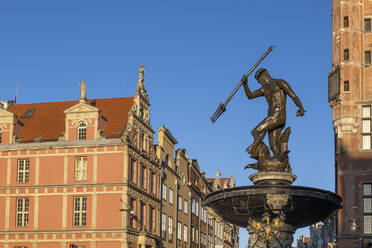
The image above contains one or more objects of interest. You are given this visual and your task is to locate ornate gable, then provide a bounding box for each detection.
[64,101,101,141]
[123,64,156,161]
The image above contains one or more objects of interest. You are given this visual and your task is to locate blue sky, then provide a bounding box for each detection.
[0,1,333,246]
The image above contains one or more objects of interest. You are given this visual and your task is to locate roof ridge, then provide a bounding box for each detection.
[10,96,135,106]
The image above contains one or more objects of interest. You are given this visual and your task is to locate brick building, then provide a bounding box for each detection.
[0,65,239,248]
[330,1,372,247]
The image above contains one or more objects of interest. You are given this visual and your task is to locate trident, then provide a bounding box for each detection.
[210,46,276,123]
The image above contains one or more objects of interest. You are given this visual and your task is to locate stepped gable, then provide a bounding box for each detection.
[8,97,134,142]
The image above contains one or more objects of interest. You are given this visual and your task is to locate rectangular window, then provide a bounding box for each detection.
[184,224,188,242]
[196,201,199,217]
[178,195,182,211]
[184,200,188,214]
[177,221,182,240]
[140,202,145,228]
[366,18,372,32]
[168,216,173,242]
[150,172,155,194]
[169,188,174,204]
[191,197,195,214]
[149,206,155,232]
[16,198,29,227]
[344,16,349,27]
[75,157,87,181]
[363,106,372,150]
[344,49,349,60]
[161,213,166,239]
[140,165,146,188]
[366,51,371,65]
[162,184,167,200]
[15,246,28,248]
[73,197,87,226]
[344,80,350,92]
[196,228,199,244]
[129,198,135,228]
[364,183,372,234]
[17,159,30,183]
[129,158,136,183]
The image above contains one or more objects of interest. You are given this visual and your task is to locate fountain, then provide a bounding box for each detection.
[207,50,341,247]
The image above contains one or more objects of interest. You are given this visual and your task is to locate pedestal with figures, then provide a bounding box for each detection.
[207,54,341,248]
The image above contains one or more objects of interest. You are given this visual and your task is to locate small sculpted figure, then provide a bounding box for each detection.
[242,68,305,172]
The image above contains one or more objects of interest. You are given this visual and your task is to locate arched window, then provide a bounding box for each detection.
[77,121,87,140]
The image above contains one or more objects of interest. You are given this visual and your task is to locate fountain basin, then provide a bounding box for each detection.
[204,185,341,228]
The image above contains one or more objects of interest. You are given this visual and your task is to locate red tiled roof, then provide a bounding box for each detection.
[7,97,134,143]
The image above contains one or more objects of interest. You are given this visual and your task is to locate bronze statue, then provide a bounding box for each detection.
[242,68,305,172]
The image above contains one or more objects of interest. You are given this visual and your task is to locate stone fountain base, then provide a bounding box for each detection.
[205,185,341,248]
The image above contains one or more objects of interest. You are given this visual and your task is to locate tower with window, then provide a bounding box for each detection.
[330,1,372,247]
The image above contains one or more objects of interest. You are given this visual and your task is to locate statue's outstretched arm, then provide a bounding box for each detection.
[241,76,264,99]
[279,80,305,116]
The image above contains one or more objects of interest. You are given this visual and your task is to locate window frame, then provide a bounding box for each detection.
[77,121,87,141]
[364,183,372,234]
[17,159,30,183]
[344,48,350,61]
[366,18,372,32]
[362,105,371,150]
[75,156,87,182]
[73,196,87,227]
[16,197,29,227]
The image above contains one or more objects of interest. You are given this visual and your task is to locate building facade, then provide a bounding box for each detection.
[330,1,372,247]
[0,65,239,248]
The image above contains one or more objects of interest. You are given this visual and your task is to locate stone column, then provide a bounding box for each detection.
[247,224,295,248]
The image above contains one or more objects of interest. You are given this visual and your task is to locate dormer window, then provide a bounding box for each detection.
[78,121,87,140]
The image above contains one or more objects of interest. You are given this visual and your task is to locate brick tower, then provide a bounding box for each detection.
[330,0,372,247]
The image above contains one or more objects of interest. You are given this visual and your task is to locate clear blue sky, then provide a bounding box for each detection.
[0,1,333,247]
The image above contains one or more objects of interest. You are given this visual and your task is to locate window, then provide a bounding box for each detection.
[161,213,166,239]
[0,127,2,143]
[366,18,371,32]
[178,195,182,211]
[168,216,173,242]
[363,106,371,150]
[344,16,349,27]
[129,158,136,183]
[364,184,372,234]
[16,198,29,227]
[15,246,28,248]
[164,154,169,164]
[17,159,30,183]
[140,131,145,151]
[344,49,349,60]
[195,228,199,244]
[196,201,199,217]
[149,206,155,232]
[184,224,188,242]
[344,80,350,92]
[191,197,195,214]
[73,197,87,226]
[75,157,87,181]
[140,165,146,188]
[366,51,371,65]
[162,184,167,200]
[177,221,182,240]
[69,245,85,248]
[139,202,145,228]
[150,171,155,194]
[184,200,188,214]
[169,188,174,204]
[129,198,135,228]
[77,122,87,140]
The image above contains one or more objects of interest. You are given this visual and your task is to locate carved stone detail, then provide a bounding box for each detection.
[266,194,289,214]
